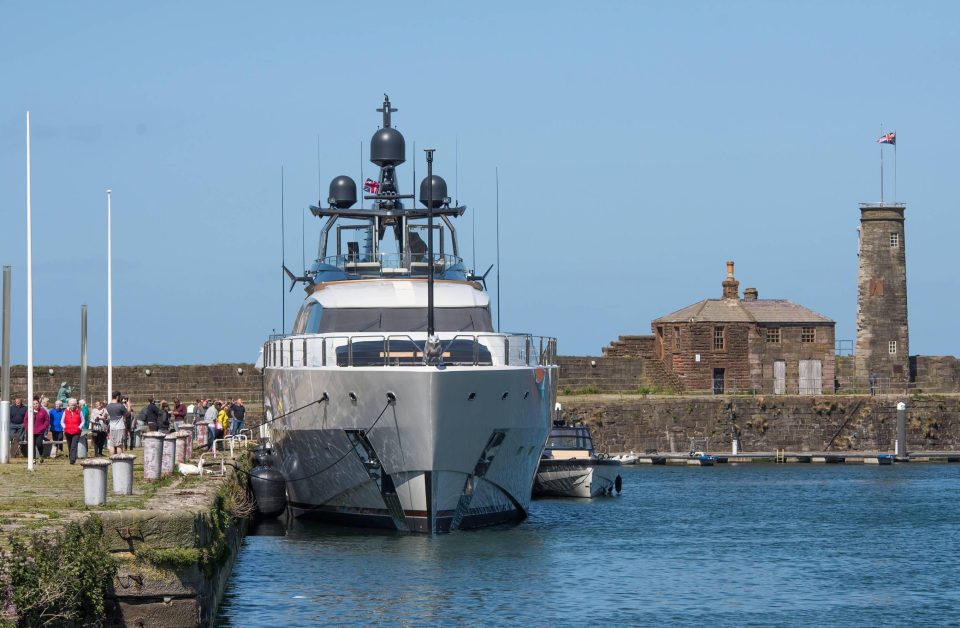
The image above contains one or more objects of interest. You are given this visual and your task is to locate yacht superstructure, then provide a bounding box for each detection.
[260,96,557,533]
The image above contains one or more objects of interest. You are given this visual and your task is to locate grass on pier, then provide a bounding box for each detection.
[0,448,196,540]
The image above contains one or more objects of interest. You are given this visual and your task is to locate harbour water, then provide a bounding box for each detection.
[218,464,960,625]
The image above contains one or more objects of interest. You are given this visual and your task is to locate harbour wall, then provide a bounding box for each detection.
[7,363,262,411]
[561,394,960,454]
[101,469,249,626]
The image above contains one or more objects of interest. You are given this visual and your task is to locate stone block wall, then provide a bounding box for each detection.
[562,395,960,454]
[7,364,262,415]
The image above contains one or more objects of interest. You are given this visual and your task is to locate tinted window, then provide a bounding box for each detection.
[307,307,493,333]
[293,302,325,335]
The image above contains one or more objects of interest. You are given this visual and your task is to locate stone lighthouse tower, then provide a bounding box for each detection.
[855,202,909,385]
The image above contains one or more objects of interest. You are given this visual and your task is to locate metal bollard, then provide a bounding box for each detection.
[174,431,188,465]
[111,453,135,495]
[80,458,110,506]
[161,433,176,476]
[142,432,165,481]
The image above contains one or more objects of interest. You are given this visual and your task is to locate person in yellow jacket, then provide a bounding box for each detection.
[216,402,230,441]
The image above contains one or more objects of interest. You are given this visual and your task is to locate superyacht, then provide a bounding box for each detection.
[260,96,558,533]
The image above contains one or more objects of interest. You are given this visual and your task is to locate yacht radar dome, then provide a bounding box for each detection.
[370,94,405,167]
[419,174,448,208]
[328,175,357,209]
[370,127,405,167]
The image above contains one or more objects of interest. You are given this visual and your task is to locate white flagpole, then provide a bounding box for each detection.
[894,133,897,203]
[26,112,34,471]
[107,189,113,400]
[880,124,884,205]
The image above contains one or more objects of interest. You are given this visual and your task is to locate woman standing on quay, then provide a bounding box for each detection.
[32,397,50,462]
[106,392,129,455]
[62,398,83,464]
[90,400,108,456]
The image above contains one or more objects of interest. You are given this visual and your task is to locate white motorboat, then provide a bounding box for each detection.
[260,96,558,533]
[533,422,622,498]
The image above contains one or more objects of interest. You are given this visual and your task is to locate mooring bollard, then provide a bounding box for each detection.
[174,431,188,465]
[111,453,135,495]
[142,431,165,481]
[161,433,176,476]
[80,458,111,506]
[195,422,208,449]
[183,428,193,460]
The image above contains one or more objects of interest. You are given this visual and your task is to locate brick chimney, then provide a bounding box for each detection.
[743,287,758,301]
[722,260,740,300]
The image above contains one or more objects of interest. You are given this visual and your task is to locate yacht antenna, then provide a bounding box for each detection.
[359,140,364,210]
[495,166,501,332]
[301,207,306,271]
[280,166,286,335]
[426,149,436,338]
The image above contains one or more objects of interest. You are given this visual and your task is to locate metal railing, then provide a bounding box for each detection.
[262,333,557,368]
[319,253,462,278]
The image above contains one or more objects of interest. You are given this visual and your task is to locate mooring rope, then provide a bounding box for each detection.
[227,399,392,485]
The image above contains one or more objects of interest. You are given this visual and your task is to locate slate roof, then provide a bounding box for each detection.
[654,298,834,325]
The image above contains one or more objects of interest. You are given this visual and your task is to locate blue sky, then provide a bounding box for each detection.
[1,1,958,364]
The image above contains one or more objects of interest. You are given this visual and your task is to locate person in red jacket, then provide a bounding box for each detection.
[31,396,50,462]
[62,398,84,464]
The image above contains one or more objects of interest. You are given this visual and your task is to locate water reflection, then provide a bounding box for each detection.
[219,465,960,625]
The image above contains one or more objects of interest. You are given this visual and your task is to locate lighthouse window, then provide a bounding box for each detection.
[889,340,897,355]
[890,232,899,247]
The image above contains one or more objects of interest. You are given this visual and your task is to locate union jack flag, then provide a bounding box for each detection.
[877,131,896,145]
[363,178,380,193]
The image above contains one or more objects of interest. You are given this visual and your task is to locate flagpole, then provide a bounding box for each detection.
[880,124,884,205]
[26,112,34,471]
[894,135,897,203]
[107,189,112,401]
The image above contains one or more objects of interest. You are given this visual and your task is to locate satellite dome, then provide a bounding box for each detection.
[419,175,448,209]
[328,175,357,209]
[370,127,406,167]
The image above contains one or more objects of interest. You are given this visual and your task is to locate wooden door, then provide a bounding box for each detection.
[774,360,786,394]
[799,359,822,395]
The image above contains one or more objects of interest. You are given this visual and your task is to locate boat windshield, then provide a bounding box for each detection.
[293,302,493,334]
[546,428,593,450]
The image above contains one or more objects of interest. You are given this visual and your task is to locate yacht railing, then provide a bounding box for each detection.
[262,333,557,368]
[318,253,462,278]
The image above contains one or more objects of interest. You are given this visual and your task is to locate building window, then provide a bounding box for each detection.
[890,232,899,248]
[889,340,897,355]
[713,326,725,351]
[673,326,681,351]
[801,327,815,343]
[765,327,781,344]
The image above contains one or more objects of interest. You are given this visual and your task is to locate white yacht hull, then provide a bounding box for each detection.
[263,364,557,533]
[533,459,622,498]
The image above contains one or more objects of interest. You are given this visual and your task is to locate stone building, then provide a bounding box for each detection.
[855,202,909,385]
[652,262,835,394]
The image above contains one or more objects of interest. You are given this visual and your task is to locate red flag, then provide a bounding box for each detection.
[877,132,896,145]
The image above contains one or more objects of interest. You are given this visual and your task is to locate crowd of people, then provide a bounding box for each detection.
[6,392,248,461]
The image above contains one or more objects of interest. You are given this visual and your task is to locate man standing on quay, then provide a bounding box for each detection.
[9,397,26,457]
[230,398,245,436]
